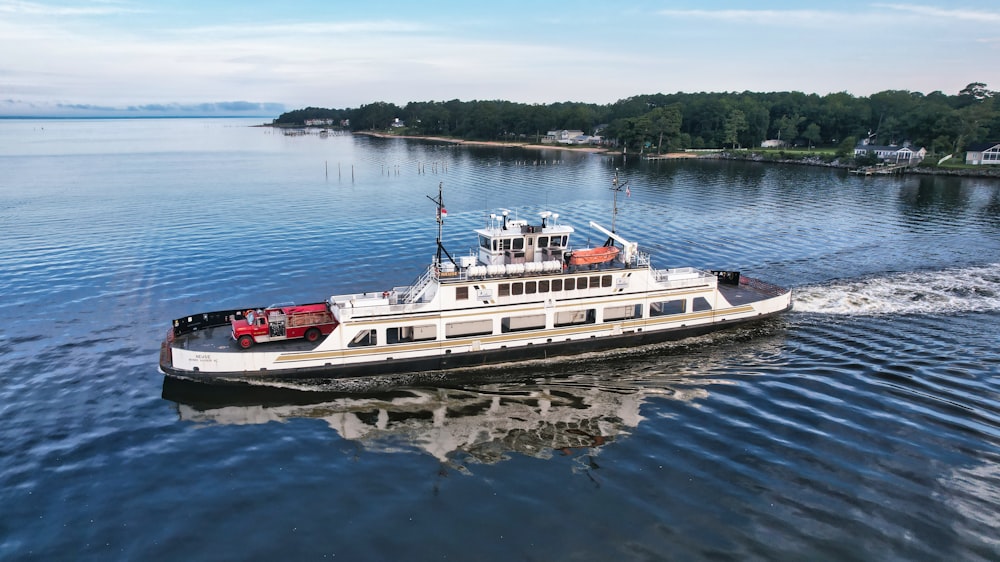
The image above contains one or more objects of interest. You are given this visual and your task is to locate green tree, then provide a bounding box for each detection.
[774,114,805,144]
[802,123,822,148]
[836,136,857,158]
[648,105,682,152]
[723,109,748,149]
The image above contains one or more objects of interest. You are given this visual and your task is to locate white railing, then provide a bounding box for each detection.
[398,264,437,304]
[652,267,717,289]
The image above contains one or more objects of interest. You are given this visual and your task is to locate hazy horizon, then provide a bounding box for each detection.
[2,0,997,118]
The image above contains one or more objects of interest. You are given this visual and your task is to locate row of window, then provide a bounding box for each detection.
[478,235,569,252]
[347,297,713,347]
[456,274,615,300]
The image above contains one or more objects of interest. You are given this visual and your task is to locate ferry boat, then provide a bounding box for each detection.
[159,176,792,386]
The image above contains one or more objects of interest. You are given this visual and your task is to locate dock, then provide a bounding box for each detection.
[850,163,908,176]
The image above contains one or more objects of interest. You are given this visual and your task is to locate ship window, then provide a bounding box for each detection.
[602,275,612,287]
[501,314,546,333]
[577,277,588,289]
[511,282,524,296]
[650,299,686,317]
[539,280,549,293]
[348,329,377,347]
[513,238,524,250]
[693,297,712,312]
[559,236,568,247]
[604,304,642,321]
[479,235,490,249]
[446,319,494,338]
[498,283,510,297]
[525,281,537,294]
[555,309,596,327]
[590,275,602,288]
[539,236,549,247]
[386,325,436,344]
[564,278,575,291]
[551,279,562,291]
[456,286,469,300]
[493,240,498,251]
[501,239,512,250]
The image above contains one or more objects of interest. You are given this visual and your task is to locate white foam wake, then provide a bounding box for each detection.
[793,264,1000,315]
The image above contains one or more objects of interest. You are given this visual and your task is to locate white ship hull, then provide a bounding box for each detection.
[161,265,791,386]
[161,181,790,387]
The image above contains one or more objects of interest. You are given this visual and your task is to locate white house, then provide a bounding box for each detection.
[965,142,1000,165]
[854,140,927,164]
[542,130,586,144]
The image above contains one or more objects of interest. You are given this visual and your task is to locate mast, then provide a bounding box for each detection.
[426,181,456,268]
[609,169,629,234]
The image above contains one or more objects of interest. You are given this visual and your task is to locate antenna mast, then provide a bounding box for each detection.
[610,169,629,233]
[426,181,456,268]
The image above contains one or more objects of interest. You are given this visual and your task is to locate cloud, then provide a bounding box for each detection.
[119,101,286,114]
[655,8,862,26]
[877,4,1000,24]
[656,5,1000,27]
[0,99,284,117]
[172,20,433,38]
[0,0,142,16]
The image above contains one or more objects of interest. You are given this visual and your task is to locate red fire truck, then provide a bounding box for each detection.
[231,303,337,349]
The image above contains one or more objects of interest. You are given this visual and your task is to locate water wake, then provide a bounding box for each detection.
[794,264,1000,315]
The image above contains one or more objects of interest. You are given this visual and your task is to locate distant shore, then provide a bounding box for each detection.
[354,131,710,158]
[354,130,611,153]
[346,130,1000,177]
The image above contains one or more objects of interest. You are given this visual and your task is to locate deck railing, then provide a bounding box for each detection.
[739,275,789,297]
[397,264,437,304]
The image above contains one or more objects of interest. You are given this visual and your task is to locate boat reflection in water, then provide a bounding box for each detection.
[162,323,786,468]
[162,370,713,467]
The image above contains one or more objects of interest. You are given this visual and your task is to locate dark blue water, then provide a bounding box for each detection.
[2,119,999,560]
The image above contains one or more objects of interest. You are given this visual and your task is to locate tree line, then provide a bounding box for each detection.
[274,83,998,156]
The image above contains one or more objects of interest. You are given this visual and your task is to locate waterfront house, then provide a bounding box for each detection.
[542,130,586,144]
[854,140,926,164]
[965,142,1000,165]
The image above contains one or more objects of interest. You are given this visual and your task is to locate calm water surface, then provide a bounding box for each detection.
[1,119,999,561]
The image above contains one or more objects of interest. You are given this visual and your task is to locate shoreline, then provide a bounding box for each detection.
[354,130,610,153]
[350,130,1000,178]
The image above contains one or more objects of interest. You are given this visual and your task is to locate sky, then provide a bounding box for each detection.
[1,0,998,117]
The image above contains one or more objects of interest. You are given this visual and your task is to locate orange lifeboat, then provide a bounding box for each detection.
[568,246,620,266]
